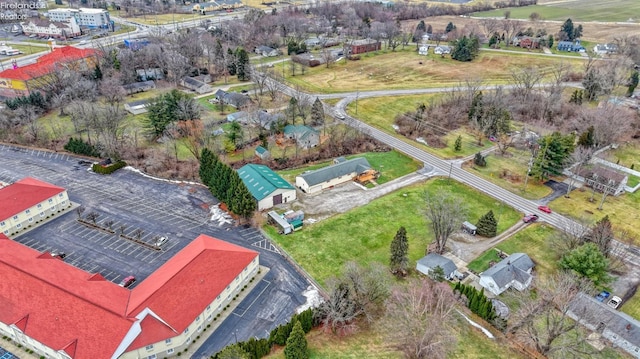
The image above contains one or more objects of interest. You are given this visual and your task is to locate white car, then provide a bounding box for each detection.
[78,40,87,45]
[155,236,168,247]
[607,296,622,309]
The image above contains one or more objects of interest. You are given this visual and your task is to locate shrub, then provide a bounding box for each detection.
[92,160,127,175]
[64,137,100,157]
[177,353,182,357]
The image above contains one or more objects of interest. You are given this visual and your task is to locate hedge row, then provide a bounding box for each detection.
[92,161,127,175]
[64,137,100,157]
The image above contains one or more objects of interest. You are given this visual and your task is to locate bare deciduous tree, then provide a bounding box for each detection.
[564,146,593,197]
[381,278,457,359]
[423,192,468,254]
[510,66,543,102]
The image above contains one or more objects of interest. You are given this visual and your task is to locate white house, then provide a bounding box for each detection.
[478,253,534,296]
[434,45,451,55]
[0,177,71,237]
[237,164,297,210]
[418,45,429,55]
[21,17,81,39]
[416,253,461,280]
[255,45,278,57]
[295,157,373,194]
[568,293,640,358]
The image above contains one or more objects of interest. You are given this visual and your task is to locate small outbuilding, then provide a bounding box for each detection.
[416,253,460,280]
[255,145,270,160]
[462,221,477,235]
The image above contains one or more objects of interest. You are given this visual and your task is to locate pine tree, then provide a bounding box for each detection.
[454,135,462,152]
[474,152,487,167]
[476,210,498,237]
[389,226,409,276]
[284,321,309,359]
[310,97,325,126]
[235,47,250,81]
[445,21,456,33]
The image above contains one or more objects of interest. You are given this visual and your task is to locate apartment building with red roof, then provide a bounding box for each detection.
[0,177,70,237]
[0,233,259,359]
[0,46,97,99]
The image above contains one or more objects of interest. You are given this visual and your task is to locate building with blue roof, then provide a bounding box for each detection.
[237,164,296,210]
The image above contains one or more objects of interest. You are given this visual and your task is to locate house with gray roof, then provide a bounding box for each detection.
[181,76,212,94]
[121,80,155,95]
[124,99,151,115]
[479,253,534,295]
[416,253,460,280]
[283,125,320,149]
[227,111,248,123]
[237,164,296,210]
[255,45,278,57]
[568,292,640,358]
[295,157,372,194]
[255,111,284,130]
[215,89,251,108]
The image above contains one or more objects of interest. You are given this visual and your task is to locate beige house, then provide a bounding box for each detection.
[21,17,82,39]
[0,177,70,237]
[295,157,373,194]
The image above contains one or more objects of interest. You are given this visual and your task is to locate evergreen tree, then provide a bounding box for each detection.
[389,226,409,277]
[445,22,456,33]
[93,64,103,80]
[427,24,433,34]
[547,34,554,49]
[227,48,237,76]
[416,20,426,32]
[476,210,498,237]
[284,321,309,359]
[429,265,445,282]
[218,344,250,359]
[451,36,480,62]
[577,126,595,148]
[560,242,610,286]
[454,135,462,152]
[474,152,487,167]
[235,47,250,81]
[627,70,639,97]
[310,97,325,126]
[530,132,576,181]
[560,18,575,40]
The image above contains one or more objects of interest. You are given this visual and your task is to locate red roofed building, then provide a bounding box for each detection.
[0,46,97,99]
[0,177,70,237]
[0,233,259,359]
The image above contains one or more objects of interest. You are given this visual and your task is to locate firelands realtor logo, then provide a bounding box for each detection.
[0,1,47,19]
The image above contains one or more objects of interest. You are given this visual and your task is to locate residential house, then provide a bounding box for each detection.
[255,45,278,57]
[255,145,270,160]
[124,99,151,115]
[593,43,618,56]
[283,125,320,149]
[21,17,81,39]
[568,292,640,358]
[416,253,461,280]
[181,76,212,94]
[47,8,111,28]
[0,177,71,237]
[478,253,534,295]
[0,46,96,99]
[557,40,585,52]
[192,0,243,14]
[227,111,248,123]
[0,233,259,359]
[295,157,373,194]
[135,68,163,81]
[578,165,628,196]
[121,80,156,95]
[215,89,251,108]
[518,36,541,49]
[434,45,452,55]
[255,111,283,130]
[348,38,381,55]
[304,38,322,47]
[237,164,297,210]
[418,45,429,55]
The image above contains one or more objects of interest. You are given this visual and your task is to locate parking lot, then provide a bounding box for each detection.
[0,144,313,354]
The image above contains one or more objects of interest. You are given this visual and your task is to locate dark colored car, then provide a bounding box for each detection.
[596,291,610,302]
[538,205,552,214]
[119,276,136,288]
[523,214,539,223]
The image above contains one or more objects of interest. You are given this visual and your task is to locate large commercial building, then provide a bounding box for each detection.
[0,177,70,237]
[0,233,259,359]
[47,8,111,28]
[21,17,82,39]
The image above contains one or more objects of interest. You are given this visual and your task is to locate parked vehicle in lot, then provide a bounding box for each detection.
[596,291,610,302]
[119,276,136,288]
[155,236,167,247]
[51,252,66,260]
[538,205,552,214]
[523,214,539,223]
[607,295,622,309]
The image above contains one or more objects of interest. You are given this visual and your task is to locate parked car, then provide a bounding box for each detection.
[119,275,136,288]
[538,205,552,214]
[155,236,168,247]
[523,214,539,223]
[595,291,610,302]
[51,252,66,260]
[607,296,622,309]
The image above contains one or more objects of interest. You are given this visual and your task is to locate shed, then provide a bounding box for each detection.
[268,211,292,234]
[238,164,296,210]
[416,253,460,280]
[255,145,270,160]
[290,219,304,231]
[462,221,477,235]
[124,99,151,115]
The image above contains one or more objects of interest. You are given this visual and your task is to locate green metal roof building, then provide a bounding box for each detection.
[238,164,297,210]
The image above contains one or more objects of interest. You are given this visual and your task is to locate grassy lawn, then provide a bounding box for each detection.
[628,176,640,188]
[111,11,217,25]
[281,49,583,94]
[346,94,491,159]
[471,0,640,22]
[551,188,640,244]
[463,148,553,200]
[621,291,640,321]
[265,178,520,286]
[467,224,560,278]
[6,44,47,55]
[276,150,420,185]
[599,142,640,169]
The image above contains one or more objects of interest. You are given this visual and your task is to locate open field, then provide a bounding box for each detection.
[110,10,217,25]
[345,95,492,159]
[265,178,521,285]
[282,49,583,94]
[551,187,640,244]
[276,150,421,185]
[463,148,554,200]
[471,0,640,22]
[622,291,640,321]
[598,142,640,169]
[467,224,560,278]
[4,44,47,56]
